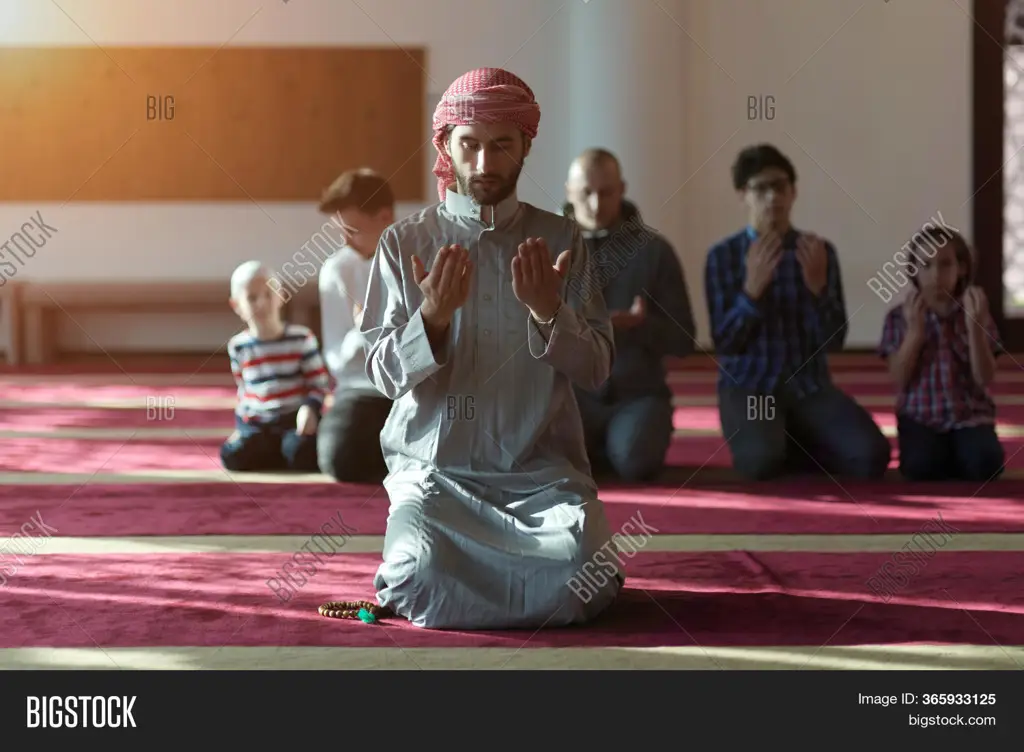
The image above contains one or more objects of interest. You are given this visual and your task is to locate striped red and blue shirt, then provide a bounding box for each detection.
[878,304,1003,430]
[228,324,331,423]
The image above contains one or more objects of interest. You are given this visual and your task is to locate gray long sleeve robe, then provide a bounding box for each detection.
[359,188,624,630]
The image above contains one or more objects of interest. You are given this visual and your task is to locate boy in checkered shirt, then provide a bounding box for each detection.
[878,226,1005,481]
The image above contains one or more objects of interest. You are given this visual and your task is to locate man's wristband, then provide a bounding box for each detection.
[531,301,562,326]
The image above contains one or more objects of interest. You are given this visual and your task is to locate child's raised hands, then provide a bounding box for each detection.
[963,285,989,323]
[903,289,928,334]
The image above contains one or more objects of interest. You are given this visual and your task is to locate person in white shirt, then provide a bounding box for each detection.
[316,169,396,482]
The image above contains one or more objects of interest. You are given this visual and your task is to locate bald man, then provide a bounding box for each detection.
[564,149,695,482]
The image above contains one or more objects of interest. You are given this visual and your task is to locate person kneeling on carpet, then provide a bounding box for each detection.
[563,148,696,483]
[220,260,330,473]
[878,226,1006,481]
[358,67,623,630]
[704,144,891,480]
[315,169,395,483]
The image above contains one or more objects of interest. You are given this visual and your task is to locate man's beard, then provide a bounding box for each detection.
[456,166,521,205]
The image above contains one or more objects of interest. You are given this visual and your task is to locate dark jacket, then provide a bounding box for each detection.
[563,200,696,401]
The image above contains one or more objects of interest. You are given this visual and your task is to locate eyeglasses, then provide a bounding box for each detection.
[746,178,790,197]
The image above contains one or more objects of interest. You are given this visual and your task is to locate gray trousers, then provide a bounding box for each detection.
[575,391,674,482]
[316,390,392,483]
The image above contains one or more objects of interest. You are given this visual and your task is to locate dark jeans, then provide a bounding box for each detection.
[718,384,891,480]
[220,410,319,472]
[897,417,1005,482]
[316,390,392,483]
[576,390,674,482]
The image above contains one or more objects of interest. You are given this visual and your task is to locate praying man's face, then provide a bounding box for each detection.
[232,275,282,328]
[447,123,529,206]
[741,166,795,233]
[564,158,625,231]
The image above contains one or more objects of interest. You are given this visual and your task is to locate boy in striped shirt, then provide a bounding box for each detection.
[220,260,330,472]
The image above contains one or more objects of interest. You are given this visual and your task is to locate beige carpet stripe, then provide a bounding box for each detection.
[23,533,1024,555]
[0,645,1019,670]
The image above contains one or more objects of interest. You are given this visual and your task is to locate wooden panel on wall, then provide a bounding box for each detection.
[0,47,426,202]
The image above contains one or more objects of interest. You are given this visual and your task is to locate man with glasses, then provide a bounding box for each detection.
[703,144,890,480]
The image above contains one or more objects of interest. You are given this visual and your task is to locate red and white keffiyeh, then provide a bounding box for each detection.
[431,67,541,201]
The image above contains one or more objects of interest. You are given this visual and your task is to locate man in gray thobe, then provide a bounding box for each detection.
[358,67,624,630]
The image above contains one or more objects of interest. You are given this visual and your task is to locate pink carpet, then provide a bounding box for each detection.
[1,551,1021,648]
[0,437,227,472]
[0,407,233,430]
[2,359,1022,658]
[0,358,229,375]
[0,383,234,403]
[3,480,1022,536]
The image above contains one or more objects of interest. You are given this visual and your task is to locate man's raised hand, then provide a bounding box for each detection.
[610,295,647,329]
[512,237,570,321]
[795,233,828,296]
[743,231,783,301]
[413,244,473,325]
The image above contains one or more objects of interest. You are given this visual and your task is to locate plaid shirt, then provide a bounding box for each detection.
[704,226,847,396]
[878,303,1003,430]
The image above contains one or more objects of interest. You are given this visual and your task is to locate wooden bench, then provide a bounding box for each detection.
[15,280,320,365]
[0,280,23,365]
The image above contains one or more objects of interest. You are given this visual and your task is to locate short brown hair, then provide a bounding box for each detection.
[318,168,394,215]
[905,225,975,298]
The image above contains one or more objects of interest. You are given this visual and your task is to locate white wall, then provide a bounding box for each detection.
[679,0,971,348]
[0,0,971,353]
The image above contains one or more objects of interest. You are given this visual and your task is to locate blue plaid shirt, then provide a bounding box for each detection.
[704,226,847,397]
